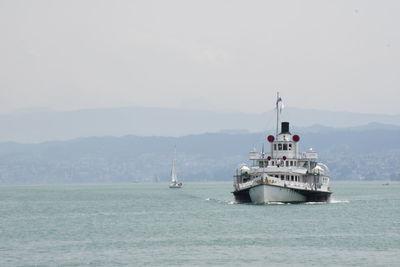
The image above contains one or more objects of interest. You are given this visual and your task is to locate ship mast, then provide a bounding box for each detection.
[276,92,280,138]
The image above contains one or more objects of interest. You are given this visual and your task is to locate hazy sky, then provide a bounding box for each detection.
[0,0,399,114]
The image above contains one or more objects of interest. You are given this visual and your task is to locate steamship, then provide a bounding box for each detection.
[232,94,332,204]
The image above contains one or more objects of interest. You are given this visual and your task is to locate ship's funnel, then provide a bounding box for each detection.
[281,122,290,134]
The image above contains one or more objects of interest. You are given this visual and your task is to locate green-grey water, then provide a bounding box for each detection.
[0,182,399,266]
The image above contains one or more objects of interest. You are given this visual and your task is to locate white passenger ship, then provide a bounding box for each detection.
[232,94,332,204]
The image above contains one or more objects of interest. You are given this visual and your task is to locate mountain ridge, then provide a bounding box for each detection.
[1,106,400,143]
[0,124,399,184]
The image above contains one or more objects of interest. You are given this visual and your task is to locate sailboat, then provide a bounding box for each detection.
[169,147,183,188]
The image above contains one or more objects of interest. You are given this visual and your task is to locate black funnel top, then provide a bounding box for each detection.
[281,122,290,134]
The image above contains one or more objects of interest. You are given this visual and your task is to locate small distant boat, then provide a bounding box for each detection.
[382,182,390,186]
[169,147,183,188]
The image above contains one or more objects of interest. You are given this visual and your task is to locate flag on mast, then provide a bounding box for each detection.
[276,97,284,113]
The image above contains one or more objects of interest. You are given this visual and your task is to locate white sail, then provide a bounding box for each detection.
[170,147,177,183]
[169,146,183,188]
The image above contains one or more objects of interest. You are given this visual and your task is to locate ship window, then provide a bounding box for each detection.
[278,144,282,150]
[271,161,274,166]
[289,144,292,150]
[274,144,277,150]
[290,161,293,166]
[281,175,284,180]
[283,144,287,150]
[259,161,264,168]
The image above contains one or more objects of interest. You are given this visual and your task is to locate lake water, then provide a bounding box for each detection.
[0,182,399,266]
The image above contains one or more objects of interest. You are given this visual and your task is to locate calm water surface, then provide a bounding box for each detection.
[0,182,399,266]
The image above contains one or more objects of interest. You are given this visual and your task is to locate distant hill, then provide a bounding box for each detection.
[0,124,399,184]
[0,106,399,143]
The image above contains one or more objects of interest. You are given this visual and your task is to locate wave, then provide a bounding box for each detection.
[304,199,349,205]
[329,199,350,204]
[205,197,236,205]
[265,202,286,205]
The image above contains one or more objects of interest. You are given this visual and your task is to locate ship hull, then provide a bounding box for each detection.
[233,184,331,204]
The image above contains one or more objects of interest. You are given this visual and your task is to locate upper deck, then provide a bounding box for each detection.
[249,151,318,161]
[250,122,318,163]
